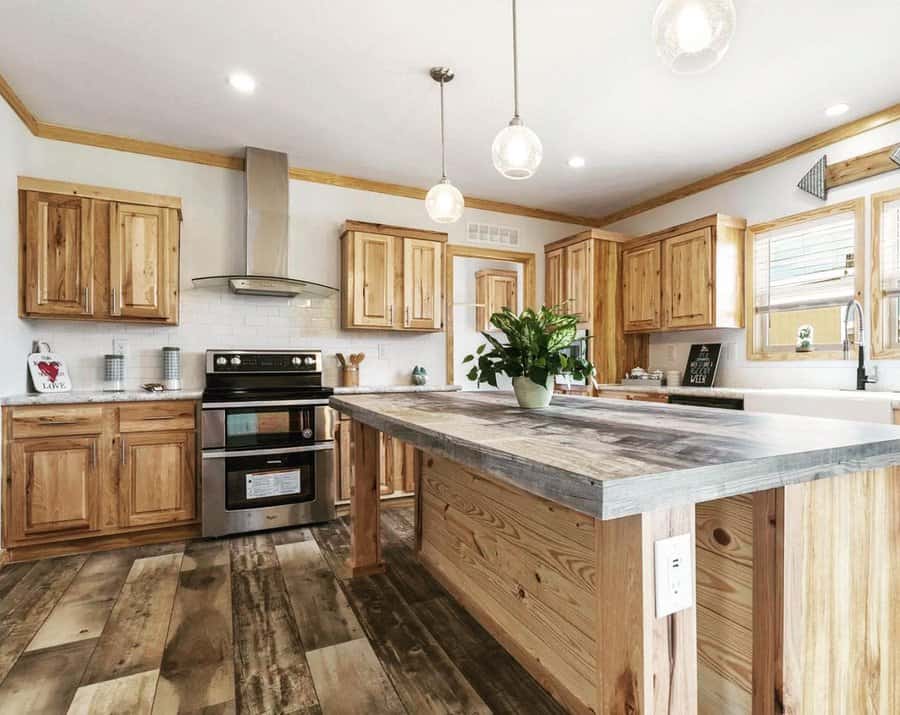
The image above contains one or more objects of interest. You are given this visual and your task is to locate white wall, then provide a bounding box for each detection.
[0,108,583,396]
[608,119,900,390]
[452,257,524,391]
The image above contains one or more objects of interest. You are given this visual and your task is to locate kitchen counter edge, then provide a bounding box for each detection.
[1,390,203,406]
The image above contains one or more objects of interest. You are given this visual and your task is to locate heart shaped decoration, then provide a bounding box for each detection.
[37,361,60,382]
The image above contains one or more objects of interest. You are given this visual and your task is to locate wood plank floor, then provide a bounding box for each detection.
[0,507,567,714]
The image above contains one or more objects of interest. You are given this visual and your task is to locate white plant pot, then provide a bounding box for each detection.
[512,376,554,409]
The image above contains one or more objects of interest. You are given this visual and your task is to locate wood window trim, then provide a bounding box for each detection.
[871,187,900,359]
[444,245,537,385]
[744,198,865,362]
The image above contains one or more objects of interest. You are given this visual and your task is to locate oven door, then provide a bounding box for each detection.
[202,404,333,451]
[202,444,335,537]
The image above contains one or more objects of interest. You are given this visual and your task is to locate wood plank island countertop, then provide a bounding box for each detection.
[330,391,900,715]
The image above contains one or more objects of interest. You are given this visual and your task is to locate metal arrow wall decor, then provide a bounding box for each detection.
[798,142,900,200]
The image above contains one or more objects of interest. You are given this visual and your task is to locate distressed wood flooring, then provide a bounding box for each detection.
[0,507,566,714]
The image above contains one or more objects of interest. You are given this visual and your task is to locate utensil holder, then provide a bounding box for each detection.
[341,366,359,387]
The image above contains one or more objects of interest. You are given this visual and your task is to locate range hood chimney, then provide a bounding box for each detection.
[192,146,338,298]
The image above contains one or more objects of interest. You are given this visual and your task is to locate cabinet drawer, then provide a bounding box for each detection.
[118,401,196,433]
[10,406,105,439]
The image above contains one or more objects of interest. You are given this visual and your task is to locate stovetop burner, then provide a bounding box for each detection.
[202,349,331,405]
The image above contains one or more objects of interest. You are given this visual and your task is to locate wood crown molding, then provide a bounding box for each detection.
[543,228,631,252]
[5,68,900,229]
[597,102,900,227]
[18,176,183,210]
[342,219,449,242]
[0,71,600,228]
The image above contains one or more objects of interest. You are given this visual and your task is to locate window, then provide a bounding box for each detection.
[746,199,864,360]
[872,188,900,357]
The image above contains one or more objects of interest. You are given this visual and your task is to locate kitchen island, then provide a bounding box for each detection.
[329,391,900,715]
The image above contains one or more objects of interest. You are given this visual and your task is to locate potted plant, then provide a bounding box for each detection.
[463,306,595,408]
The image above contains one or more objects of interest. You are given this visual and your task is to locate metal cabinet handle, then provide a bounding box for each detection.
[389,304,394,324]
[83,286,90,313]
[37,417,80,425]
[120,438,127,465]
[405,306,410,327]
[143,415,176,420]
[91,442,98,468]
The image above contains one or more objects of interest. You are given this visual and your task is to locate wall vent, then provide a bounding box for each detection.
[466,222,520,247]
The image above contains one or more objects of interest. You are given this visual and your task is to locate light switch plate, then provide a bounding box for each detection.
[654,532,694,619]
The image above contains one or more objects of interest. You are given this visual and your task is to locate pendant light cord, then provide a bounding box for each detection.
[511,0,520,119]
[439,76,447,180]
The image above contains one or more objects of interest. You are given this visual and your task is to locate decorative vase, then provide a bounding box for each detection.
[512,375,554,409]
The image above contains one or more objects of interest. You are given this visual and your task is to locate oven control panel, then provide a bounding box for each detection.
[207,351,322,374]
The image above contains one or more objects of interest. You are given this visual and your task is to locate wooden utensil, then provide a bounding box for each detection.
[336,353,347,367]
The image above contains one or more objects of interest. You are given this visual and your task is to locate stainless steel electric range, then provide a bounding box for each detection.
[200,349,335,537]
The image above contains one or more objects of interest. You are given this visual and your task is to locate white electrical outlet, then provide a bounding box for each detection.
[665,344,677,363]
[112,338,129,357]
[377,344,387,360]
[654,532,694,618]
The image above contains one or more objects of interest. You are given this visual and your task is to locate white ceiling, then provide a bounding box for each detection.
[2,0,899,219]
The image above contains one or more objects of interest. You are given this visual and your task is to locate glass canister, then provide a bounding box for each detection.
[104,353,126,392]
[162,347,181,390]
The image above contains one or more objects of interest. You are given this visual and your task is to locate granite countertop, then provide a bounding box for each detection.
[1,389,203,406]
[331,384,461,395]
[330,391,900,520]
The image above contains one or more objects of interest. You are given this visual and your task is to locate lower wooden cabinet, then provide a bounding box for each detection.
[2,400,198,560]
[334,411,417,503]
[120,431,195,527]
[8,435,102,540]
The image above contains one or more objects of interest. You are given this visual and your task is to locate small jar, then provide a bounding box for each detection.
[162,347,181,390]
[104,354,125,392]
[666,370,681,387]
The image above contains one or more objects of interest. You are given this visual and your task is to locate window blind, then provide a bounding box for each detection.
[754,211,856,314]
[879,199,900,296]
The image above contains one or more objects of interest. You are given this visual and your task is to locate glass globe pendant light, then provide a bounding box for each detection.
[652,0,736,74]
[492,0,542,180]
[425,67,464,224]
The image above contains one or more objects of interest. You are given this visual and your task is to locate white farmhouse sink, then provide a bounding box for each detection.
[743,389,899,424]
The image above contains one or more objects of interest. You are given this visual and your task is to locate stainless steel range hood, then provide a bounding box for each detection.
[192,147,338,298]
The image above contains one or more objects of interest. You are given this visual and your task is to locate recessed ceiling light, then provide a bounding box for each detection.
[825,103,849,118]
[567,156,586,169]
[228,72,256,94]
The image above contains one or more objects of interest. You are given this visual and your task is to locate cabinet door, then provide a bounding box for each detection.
[120,431,195,528]
[565,241,593,323]
[476,271,518,331]
[22,192,94,317]
[545,248,565,311]
[8,435,101,540]
[351,232,394,327]
[110,203,174,321]
[403,238,442,329]
[663,228,713,329]
[622,243,662,332]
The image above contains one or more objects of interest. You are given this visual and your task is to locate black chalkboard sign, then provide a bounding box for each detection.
[684,344,721,387]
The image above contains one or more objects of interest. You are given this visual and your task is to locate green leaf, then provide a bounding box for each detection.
[462,354,474,363]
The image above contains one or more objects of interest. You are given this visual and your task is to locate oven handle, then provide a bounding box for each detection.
[202,399,330,409]
[201,443,333,459]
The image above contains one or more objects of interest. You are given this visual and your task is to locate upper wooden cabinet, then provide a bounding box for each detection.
[341,220,447,332]
[403,238,442,330]
[475,268,518,331]
[19,177,182,325]
[622,242,661,332]
[545,248,564,310]
[544,229,649,384]
[565,240,593,323]
[622,214,745,334]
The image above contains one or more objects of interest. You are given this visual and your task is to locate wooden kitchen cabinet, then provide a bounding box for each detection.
[19,177,182,325]
[564,240,593,323]
[544,230,649,384]
[7,435,102,541]
[545,247,564,310]
[403,238,442,329]
[475,268,518,331]
[334,411,417,504]
[120,430,195,528]
[110,203,178,321]
[1,400,198,562]
[622,242,661,331]
[623,214,745,334]
[21,191,95,318]
[341,220,447,331]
